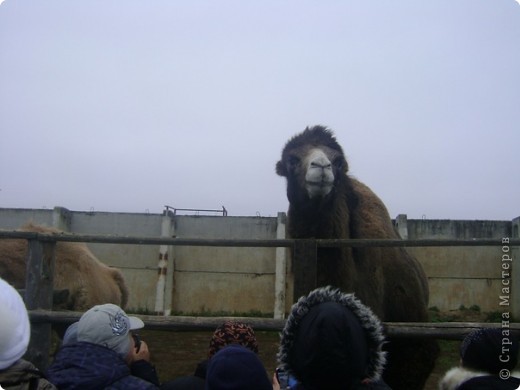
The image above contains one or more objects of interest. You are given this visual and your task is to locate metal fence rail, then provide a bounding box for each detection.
[1,230,519,246]
[29,309,519,339]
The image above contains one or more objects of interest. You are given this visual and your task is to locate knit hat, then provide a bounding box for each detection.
[205,344,272,390]
[77,303,144,358]
[0,278,31,370]
[277,286,387,389]
[208,320,259,358]
[460,328,519,374]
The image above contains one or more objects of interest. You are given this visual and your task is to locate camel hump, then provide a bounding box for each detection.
[21,222,63,234]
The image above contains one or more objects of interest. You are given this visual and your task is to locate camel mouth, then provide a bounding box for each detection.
[305,181,333,198]
[305,180,333,188]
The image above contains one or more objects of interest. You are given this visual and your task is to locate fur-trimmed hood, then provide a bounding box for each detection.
[438,367,489,390]
[277,286,387,388]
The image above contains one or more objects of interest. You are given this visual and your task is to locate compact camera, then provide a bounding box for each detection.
[276,368,297,389]
[132,333,141,353]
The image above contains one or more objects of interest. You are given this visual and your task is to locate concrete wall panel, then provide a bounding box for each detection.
[428,278,498,311]
[172,271,274,314]
[407,247,502,278]
[1,207,517,315]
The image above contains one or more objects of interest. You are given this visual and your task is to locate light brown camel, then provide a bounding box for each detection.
[0,223,128,311]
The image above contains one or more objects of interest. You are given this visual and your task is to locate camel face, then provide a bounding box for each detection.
[276,126,347,203]
[304,148,335,198]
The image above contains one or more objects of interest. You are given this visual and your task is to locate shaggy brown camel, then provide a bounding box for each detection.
[276,125,439,390]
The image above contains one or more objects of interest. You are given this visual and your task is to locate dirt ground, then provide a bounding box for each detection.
[46,307,498,389]
[141,329,461,390]
[44,307,496,389]
[137,307,508,389]
[141,308,495,390]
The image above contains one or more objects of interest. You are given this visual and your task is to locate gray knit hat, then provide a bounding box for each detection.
[77,303,144,358]
[277,286,387,388]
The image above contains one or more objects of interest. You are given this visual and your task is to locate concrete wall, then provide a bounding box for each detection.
[169,214,283,315]
[0,207,56,228]
[396,215,516,314]
[71,211,166,312]
[0,207,288,316]
[1,207,517,316]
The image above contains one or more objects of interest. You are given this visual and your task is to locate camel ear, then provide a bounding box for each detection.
[276,161,286,176]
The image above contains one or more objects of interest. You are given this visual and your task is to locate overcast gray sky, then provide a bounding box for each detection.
[1,1,519,220]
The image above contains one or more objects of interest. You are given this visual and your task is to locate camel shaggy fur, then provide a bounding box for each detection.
[0,223,129,312]
[276,126,439,390]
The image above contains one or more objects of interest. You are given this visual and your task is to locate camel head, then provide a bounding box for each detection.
[276,125,348,206]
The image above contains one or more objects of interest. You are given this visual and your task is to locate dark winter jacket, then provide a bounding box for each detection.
[0,359,56,390]
[440,367,520,390]
[277,286,391,390]
[46,342,160,390]
[458,374,520,389]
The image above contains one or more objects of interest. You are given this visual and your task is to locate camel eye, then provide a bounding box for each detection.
[333,158,344,169]
[288,155,300,168]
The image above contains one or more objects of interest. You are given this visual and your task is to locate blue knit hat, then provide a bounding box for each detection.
[460,328,519,374]
[205,344,272,390]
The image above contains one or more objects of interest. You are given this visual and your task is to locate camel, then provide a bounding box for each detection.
[0,223,129,312]
[276,125,439,390]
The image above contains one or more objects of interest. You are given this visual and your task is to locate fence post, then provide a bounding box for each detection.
[155,209,175,315]
[511,217,519,320]
[292,239,317,301]
[24,239,55,370]
[395,214,409,239]
[274,212,287,319]
[52,206,71,231]
[164,212,176,316]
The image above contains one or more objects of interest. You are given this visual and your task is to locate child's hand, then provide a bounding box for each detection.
[272,372,281,390]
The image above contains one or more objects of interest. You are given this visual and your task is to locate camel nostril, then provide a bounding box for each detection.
[310,162,332,169]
